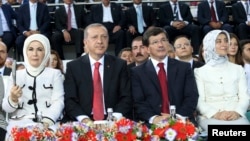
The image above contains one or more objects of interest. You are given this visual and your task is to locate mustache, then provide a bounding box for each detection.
[136,53,143,57]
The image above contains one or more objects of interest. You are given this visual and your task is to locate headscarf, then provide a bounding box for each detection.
[203,30,229,66]
[23,34,50,77]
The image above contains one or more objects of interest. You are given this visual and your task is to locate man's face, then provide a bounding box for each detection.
[174,37,193,59]
[147,33,169,61]
[131,40,149,64]
[84,26,109,59]
[242,43,250,64]
[0,43,8,68]
[133,0,142,5]
[102,0,110,6]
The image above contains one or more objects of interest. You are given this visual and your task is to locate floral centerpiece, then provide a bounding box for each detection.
[9,117,201,141]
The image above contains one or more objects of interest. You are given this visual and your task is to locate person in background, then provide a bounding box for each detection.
[173,35,204,70]
[51,0,87,59]
[2,34,64,136]
[0,75,7,141]
[198,43,205,63]
[167,43,175,59]
[63,23,132,123]
[16,63,25,70]
[128,36,149,68]
[197,0,232,36]
[194,30,249,132]
[227,33,244,66]
[158,0,201,55]
[0,41,11,76]
[0,0,17,52]
[125,0,157,47]
[118,47,133,65]
[131,27,199,125]
[15,0,51,60]
[48,49,64,74]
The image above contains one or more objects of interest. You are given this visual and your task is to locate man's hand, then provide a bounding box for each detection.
[152,113,170,124]
[128,25,136,35]
[63,30,71,42]
[113,25,121,33]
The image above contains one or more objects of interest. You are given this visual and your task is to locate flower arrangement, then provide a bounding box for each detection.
[9,118,200,141]
[150,118,200,141]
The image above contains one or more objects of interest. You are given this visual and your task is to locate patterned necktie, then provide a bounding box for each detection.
[0,11,3,36]
[93,62,104,120]
[67,4,72,31]
[210,1,217,22]
[157,63,169,113]
[136,5,144,34]
[174,3,179,20]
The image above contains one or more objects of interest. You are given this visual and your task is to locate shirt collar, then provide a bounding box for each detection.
[89,55,105,67]
[134,3,142,8]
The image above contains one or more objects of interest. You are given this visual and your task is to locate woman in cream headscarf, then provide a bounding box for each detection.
[2,34,64,135]
[194,30,250,132]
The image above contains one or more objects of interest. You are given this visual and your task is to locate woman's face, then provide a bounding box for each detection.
[215,33,229,56]
[49,54,58,69]
[228,37,238,56]
[26,41,45,68]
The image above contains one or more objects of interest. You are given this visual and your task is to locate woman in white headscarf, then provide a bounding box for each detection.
[2,34,64,135]
[194,30,250,132]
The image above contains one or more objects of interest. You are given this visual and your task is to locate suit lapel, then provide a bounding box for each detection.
[81,55,94,99]
[145,60,161,94]
[103,55,112,97]
[167,58,177,100]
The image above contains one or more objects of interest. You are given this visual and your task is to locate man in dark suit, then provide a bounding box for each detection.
[197,0,232,36]
[131,27,198,125]
[88,0,125,56]
[0,42,11,76]
[158,0,201,55]
[125,0,157,47]
[15,0,51,59]
[232,0,250,40]
[63,23,132,123]
[0,1,17,52]
[51,0,87,59]
[173,35,204,70]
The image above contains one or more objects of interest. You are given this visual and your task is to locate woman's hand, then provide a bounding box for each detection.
[10,85,22,103]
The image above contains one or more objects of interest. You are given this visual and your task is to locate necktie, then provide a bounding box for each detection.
[67,4,72,31]
[30,4,37,30]
[157,63,169,113]
[93,62,104,120]
[210,1,217,22]
[136,5,144,34]
[174,3,179,20]
[0,12,3,36]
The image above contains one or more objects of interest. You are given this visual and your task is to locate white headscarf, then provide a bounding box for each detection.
[203,30,229,66]
[23,34,50,77]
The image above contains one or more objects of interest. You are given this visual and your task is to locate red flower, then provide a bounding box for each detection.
[11,127,32,141]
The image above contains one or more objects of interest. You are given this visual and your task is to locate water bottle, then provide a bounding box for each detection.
[170,105,176,119]
[107,108,113,127]
[37,111,43,122]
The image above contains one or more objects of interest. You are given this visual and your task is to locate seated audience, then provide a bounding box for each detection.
[194,30,249,132]
[0,75,7,141]
[2,34,64,137]
[118,47,133,65]
[228,33,244,66]
[173,35,204,70]
[0,41,11,76]
[48,49,64,74]
[197,0,232,36]
[131,27,199,126]
[197,43,205,63]
[63,23,132,124]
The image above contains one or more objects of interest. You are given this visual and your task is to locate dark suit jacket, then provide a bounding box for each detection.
[197,0,229,26]
[1,4,17,37]
[3,67,11,76]
[63,54,132,121]
[88,2,125,29]
[192,60,204,70]
[54,4,87,31]
[17,2,51,35]
[158,2,193,27]
[232,2,247,24]
[125,4,157,30]
[131,58,198,124]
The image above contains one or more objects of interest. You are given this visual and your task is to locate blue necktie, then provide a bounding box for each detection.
[174,3,179,20]
[0,11,3,36]
[136,5,144,34]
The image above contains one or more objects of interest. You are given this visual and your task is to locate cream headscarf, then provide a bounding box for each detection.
[203,30,229,66]
[23,34,51,77]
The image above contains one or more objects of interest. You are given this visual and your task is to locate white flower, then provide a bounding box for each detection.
[165,128,177,141]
